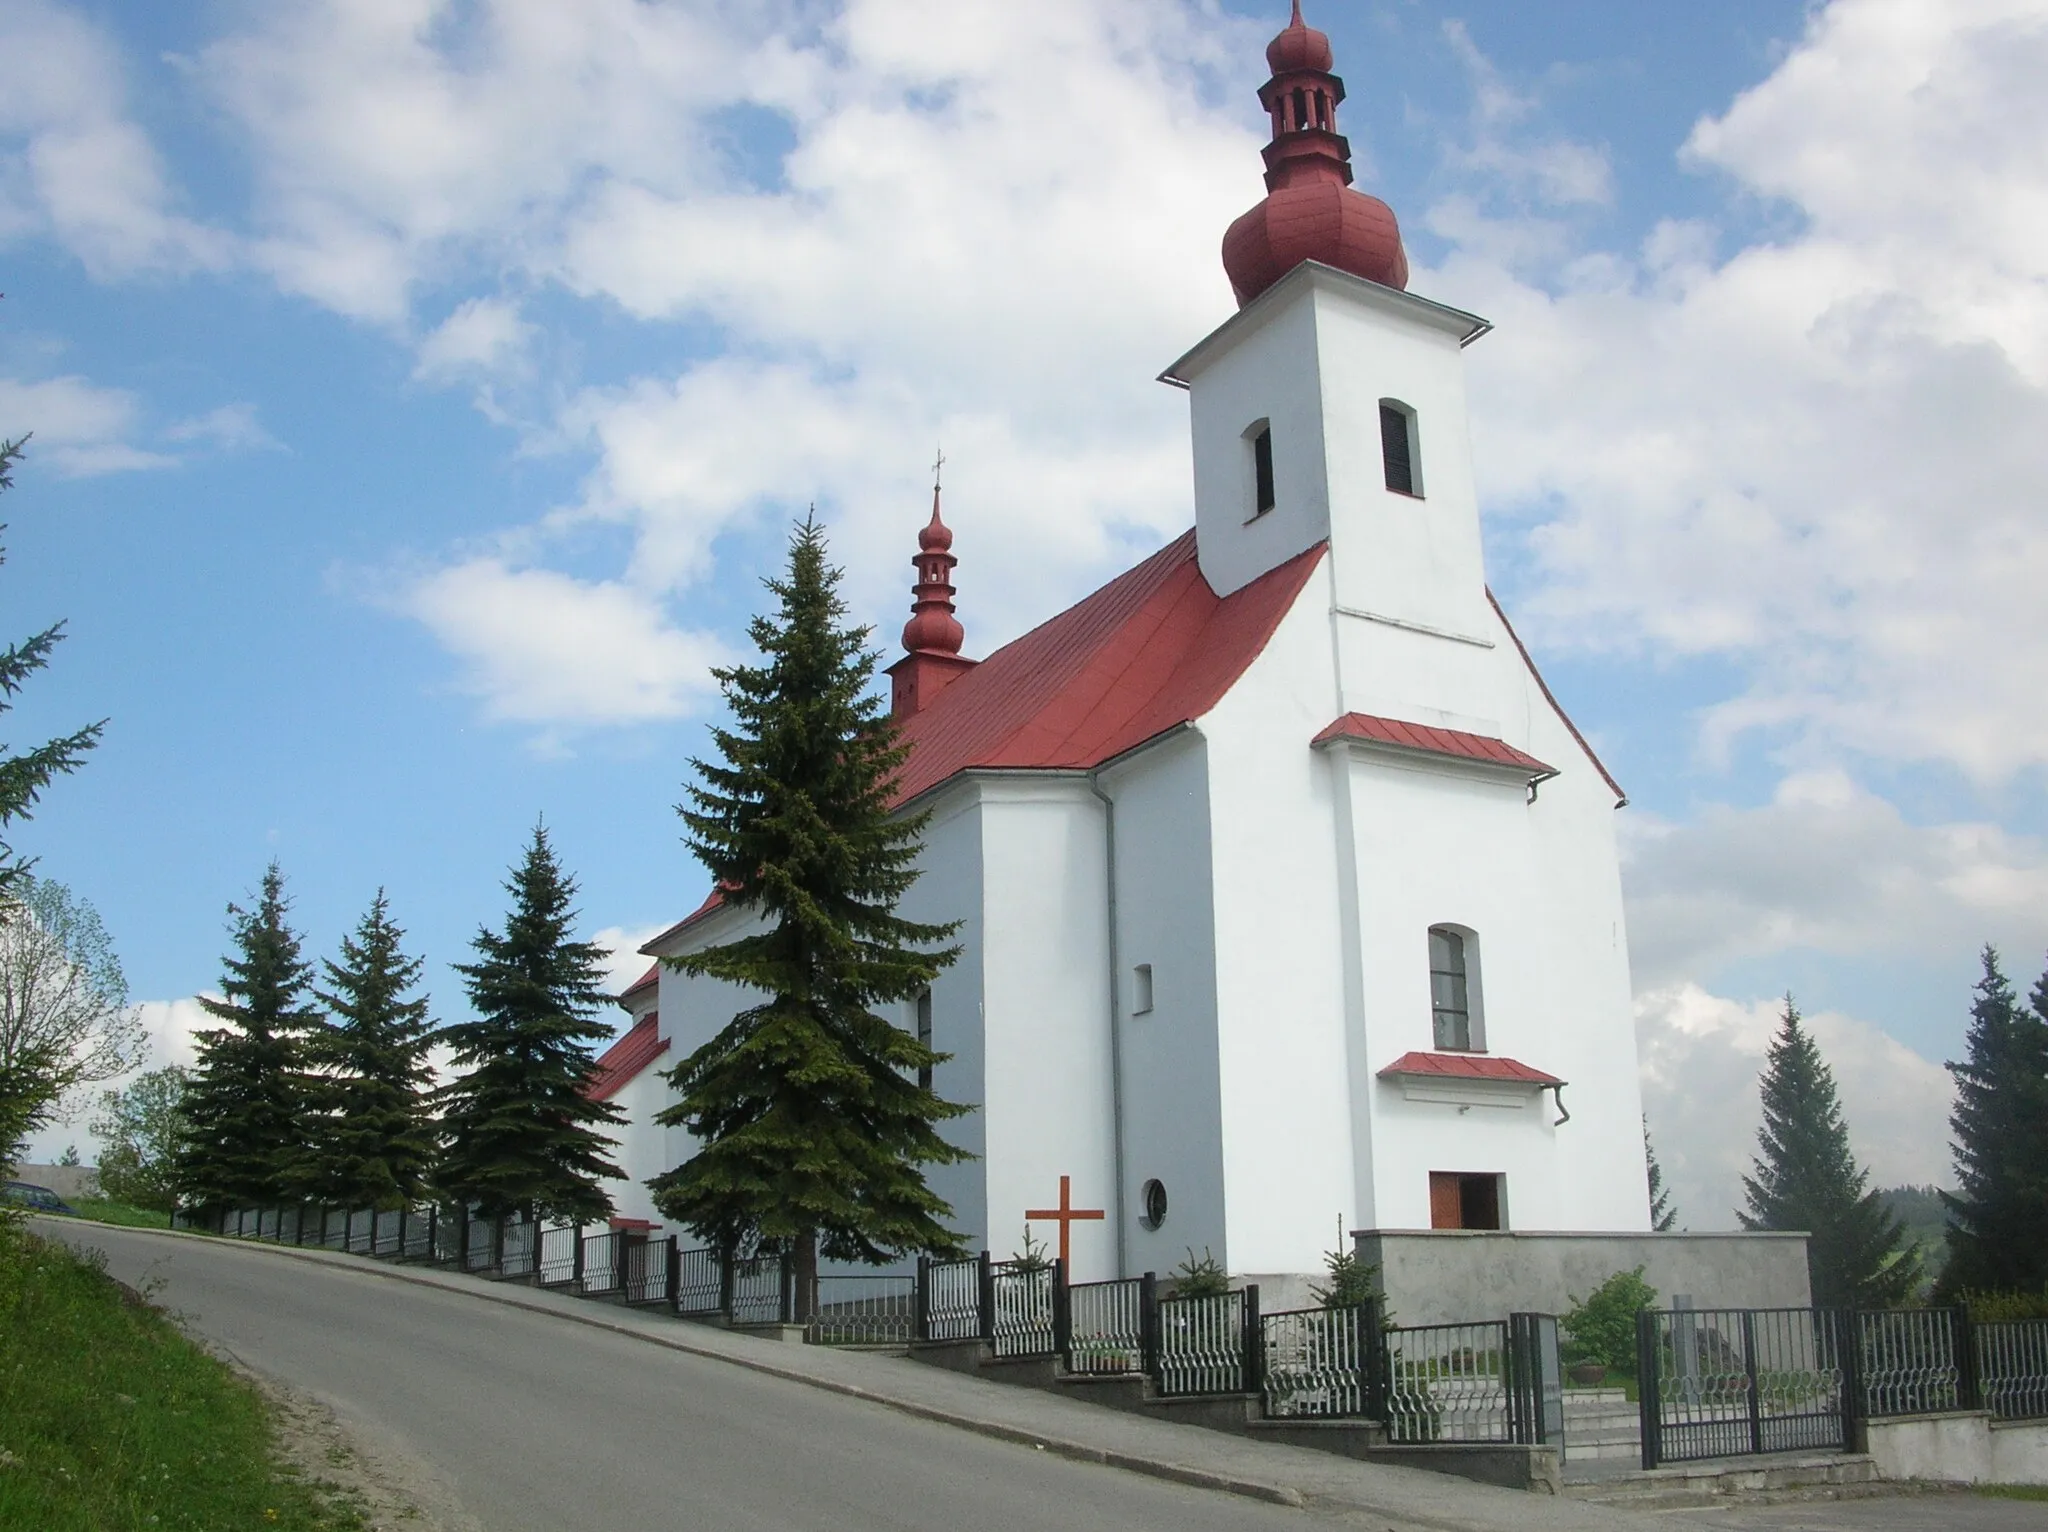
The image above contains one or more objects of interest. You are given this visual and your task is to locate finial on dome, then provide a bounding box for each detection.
[919,446,953,553]
[1222,4,1408,307]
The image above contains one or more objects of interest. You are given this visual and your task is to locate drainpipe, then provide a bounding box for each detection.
[1088,771,1130,1277]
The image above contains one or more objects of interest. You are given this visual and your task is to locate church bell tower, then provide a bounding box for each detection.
[1163,3,1498,719]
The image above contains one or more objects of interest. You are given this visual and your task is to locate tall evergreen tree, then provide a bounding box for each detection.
[435,825,624,1224]
[1740,996,1920,1307]
[310,891,437,1210]
[1940,947,2048,1294]
[649,516,971,1313]
[0,434,104,904]
[1645,1115,1678,1232]
[174,864,322,1215]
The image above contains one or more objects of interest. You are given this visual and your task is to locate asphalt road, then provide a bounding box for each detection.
[45,1222,1333,1532]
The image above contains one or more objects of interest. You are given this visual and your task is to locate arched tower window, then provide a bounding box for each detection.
[1428,925,1484,1052]
[1380,400,1421,497]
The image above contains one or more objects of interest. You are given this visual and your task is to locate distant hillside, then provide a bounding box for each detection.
[1879,1184,1949,1288]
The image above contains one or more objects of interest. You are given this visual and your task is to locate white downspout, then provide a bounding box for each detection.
[1088,771,1130,1277]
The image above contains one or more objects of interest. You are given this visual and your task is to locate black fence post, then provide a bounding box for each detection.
[1636,1309,1661,1470]
[1364,1300,1388,1423]
[1839,1310,1864,1450]
[779,1252,794,1325]
[1952,1306,1981,1413]
[667,1236,681,1315]
[1242,1284,1263,1397]
[1139,1271,1159,1381]
[1741,1310,1763,1457]
[457,1209,470,1271]
[977,1251,994,1343]
[344,1207,355,1254]
[915,1256,931,1343]
[426,1206,438,1263]
[1051,1258,1070,1360]
[492,1214,505,1274]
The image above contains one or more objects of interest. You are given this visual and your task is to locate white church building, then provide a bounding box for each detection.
[589,6,1677,1298]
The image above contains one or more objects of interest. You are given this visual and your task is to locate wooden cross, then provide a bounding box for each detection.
[1025,1174,1104,1268]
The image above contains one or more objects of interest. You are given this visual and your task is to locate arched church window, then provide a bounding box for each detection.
[1292,87,1309,131]
[1428,926,1484,1052]
[1313,90,1329,130]
[1248,421,1275,517]
[1380,400,1421,497]
[916,989,933,1092]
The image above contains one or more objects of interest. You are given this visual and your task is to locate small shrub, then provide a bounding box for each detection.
[1309,1245,1393,1324]
[1008,1226,1051,1273]
[1172,1246,1230,1298]
[1959,1286,2048,1323]
[1563,1265,1658,1374]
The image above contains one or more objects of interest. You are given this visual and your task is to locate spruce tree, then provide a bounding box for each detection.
[649,516,971,1313]
[309,891,437,1210]
[435,825,624,1225]
[0,435,104,903]
[1645,1115,1678,1232]
[175,864,323,1215]
[1740,996,1920,1307]
[1940,947,2048,1294]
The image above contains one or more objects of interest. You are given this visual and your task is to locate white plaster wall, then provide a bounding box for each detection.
[1338,741,1647,1233]
[1864,1412,1996,1484]
[975,777,1119,1279]
[1100,731,1228,1280]
[1196,560,1363,1277]
[1990,1418,2048,1486]
[892,779,988,1256]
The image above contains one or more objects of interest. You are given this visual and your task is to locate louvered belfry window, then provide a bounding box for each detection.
[1381,402,1416,496]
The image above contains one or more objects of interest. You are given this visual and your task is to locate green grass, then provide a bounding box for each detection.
[0,1220,363,1531]
[67,1197,173,1229]
[1975,1484,2048,1501]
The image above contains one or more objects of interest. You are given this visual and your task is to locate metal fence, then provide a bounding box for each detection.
[1978,1318,2048,1422]
[580,1230,623,1296]
[729,1253,792,1325]
[1384,1320,1512,1443]
[622,1236,672,1306]
[990,1262,1058,1359]
[500,1220,538,1281]
[1638,1307,1852,1468]
[1262,1303,1381,1419]
[1156,1288,1257,1397]
[1064,1276,1148,1376]
[675,1244,723,1317]
[808,1276,917,1345]
[919,1256,985,1342]
[538,1225,579,1287]
[1858,1307,1970,1418]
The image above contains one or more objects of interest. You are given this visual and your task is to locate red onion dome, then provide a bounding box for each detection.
[1266,1,1333,73]
[902,488,964,656]
[1222,4,1409,307]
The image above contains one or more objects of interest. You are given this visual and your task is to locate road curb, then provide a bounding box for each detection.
[50,1220,1308,1512]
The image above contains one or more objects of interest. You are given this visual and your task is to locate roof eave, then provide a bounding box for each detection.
[1159,261,1492,389]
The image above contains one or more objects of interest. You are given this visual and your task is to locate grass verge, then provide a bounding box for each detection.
[0,1218,364,1531]
[67,1198,173,1229]
[1976,1483,2048,1501]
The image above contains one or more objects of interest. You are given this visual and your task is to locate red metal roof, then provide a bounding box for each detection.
[585,1013,669,1102]
[890,530,1326,804]
[1377,1050,1562,1086]
[1312,712,1556,777]
[619,961,660,1001]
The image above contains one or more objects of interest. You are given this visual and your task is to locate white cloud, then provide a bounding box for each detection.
[1440,0,2048,781]
[0,373,175,476]
[590,923,667,1013]
[1622,770,2048,987]
[0,0,230,277]
[1438,20,1613,209]
[413,297,537,386]
[395,558,730,727]
[162,402,282,454]
[1637,983,1953,1230]
[17,995,211,1162]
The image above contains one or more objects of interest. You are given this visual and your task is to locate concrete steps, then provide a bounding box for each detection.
[1562,1387,1641,1462]
[1566,1452,1884,1508]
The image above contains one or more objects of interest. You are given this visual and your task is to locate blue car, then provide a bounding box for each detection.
[3,1180,77,1216]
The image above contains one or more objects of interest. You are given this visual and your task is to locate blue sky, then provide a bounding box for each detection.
[7,0,2046,1224]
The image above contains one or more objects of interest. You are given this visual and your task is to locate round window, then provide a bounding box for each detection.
[1139,1179,1168,1231]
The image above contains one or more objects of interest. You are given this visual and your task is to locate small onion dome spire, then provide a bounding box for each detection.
[1221,3,1408,307]
[901,481,964,657]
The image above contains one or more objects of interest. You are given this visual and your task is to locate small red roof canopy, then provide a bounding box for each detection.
[1377,1050,1562,1086]
[1313,712,1556,778]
